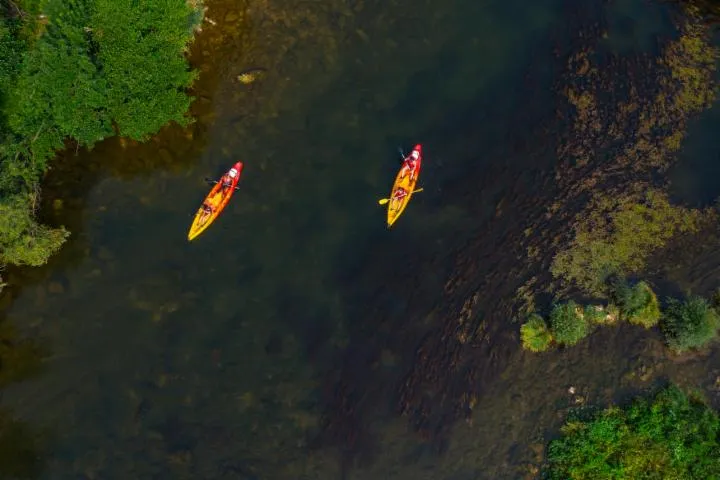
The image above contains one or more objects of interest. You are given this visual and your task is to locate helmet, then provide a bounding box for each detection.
[229,168,238,178]
[411,150,419,159]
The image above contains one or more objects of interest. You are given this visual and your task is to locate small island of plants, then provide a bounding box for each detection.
[521,280,720,354]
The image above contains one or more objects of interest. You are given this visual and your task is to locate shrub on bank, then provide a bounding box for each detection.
[611,280,661,328]
[661,295,720,353]
[545,385,720,479]
[520,314,553,352]
[549,301,591,346]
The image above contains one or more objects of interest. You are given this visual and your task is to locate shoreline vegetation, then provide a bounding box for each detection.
[0,0,204,272]
[545,385,720,478]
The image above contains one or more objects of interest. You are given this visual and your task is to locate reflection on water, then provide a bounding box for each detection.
[0,0,718,479]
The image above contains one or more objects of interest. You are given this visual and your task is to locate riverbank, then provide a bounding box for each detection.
[0,0,206,271]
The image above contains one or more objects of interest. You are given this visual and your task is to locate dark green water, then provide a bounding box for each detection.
[0,0,718,478]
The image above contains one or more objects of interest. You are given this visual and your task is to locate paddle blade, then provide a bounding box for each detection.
[378,198,390,205]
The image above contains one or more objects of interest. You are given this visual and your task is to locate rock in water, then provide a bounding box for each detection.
[237,67,268,85]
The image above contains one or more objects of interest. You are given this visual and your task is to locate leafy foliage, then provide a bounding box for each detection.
[611,280,661,328]
[551,190,702,296]
[545,385,720,479]
[0,0,202,269]
[549,301,590,346]
[661,295,720,353]
[0,193,68,266]
[520,314,553,352]
[92,0,198,140]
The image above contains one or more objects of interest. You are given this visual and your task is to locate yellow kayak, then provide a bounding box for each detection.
[387,144,422,228]
[188,162,243,241]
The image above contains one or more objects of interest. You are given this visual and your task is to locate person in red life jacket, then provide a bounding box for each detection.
[400,149,420,181]
[206,167,240,197]
[220,167,239,196]
[390,186,408,209]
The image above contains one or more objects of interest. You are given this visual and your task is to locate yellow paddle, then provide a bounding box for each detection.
[378,188,424,205]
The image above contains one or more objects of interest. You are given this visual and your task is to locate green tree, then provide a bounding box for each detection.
[545,385,720,479]
[92,0,198,140]
[0,0,203,270]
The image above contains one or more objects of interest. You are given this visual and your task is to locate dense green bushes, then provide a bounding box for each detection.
[549,301,589,346]
[520,280,719,353]
[610,280,661,328]
[662,296,720,353]
[0,193,68,267]
[0,0,202,268]
[545,385,720,479]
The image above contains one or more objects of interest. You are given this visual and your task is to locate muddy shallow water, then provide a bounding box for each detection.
[0,0,719,478]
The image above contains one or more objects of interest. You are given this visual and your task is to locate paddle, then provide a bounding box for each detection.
[204,177,240,191]
[378,188,424,205]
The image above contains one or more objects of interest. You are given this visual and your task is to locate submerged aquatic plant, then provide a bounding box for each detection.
[551,191,702,296]
[549,301,590,346]
[545,385,720,479]
[520,314,553,352]
[661,295,720,353]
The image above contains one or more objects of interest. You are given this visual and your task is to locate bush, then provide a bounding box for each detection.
[545,385,720,479]
[549,301,590,346]
[520,314,553,352]
[611,280,661,328]
[661,296,720,352]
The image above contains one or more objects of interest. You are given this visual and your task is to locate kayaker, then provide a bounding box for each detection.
[390,187,408,208]
[400,149,420,181]
[199,202,213,224]
[220,167,239,193]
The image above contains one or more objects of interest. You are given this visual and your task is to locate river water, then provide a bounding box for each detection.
[0,0,718,478]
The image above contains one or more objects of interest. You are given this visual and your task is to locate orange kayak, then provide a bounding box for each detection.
[387,144,422,228]
[188,162,243,241]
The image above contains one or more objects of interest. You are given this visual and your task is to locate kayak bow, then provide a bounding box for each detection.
[187,161,243,241]
[386,144,422,228]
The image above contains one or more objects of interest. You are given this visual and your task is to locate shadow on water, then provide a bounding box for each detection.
[0,322,48,479]
[0,407,46,480]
